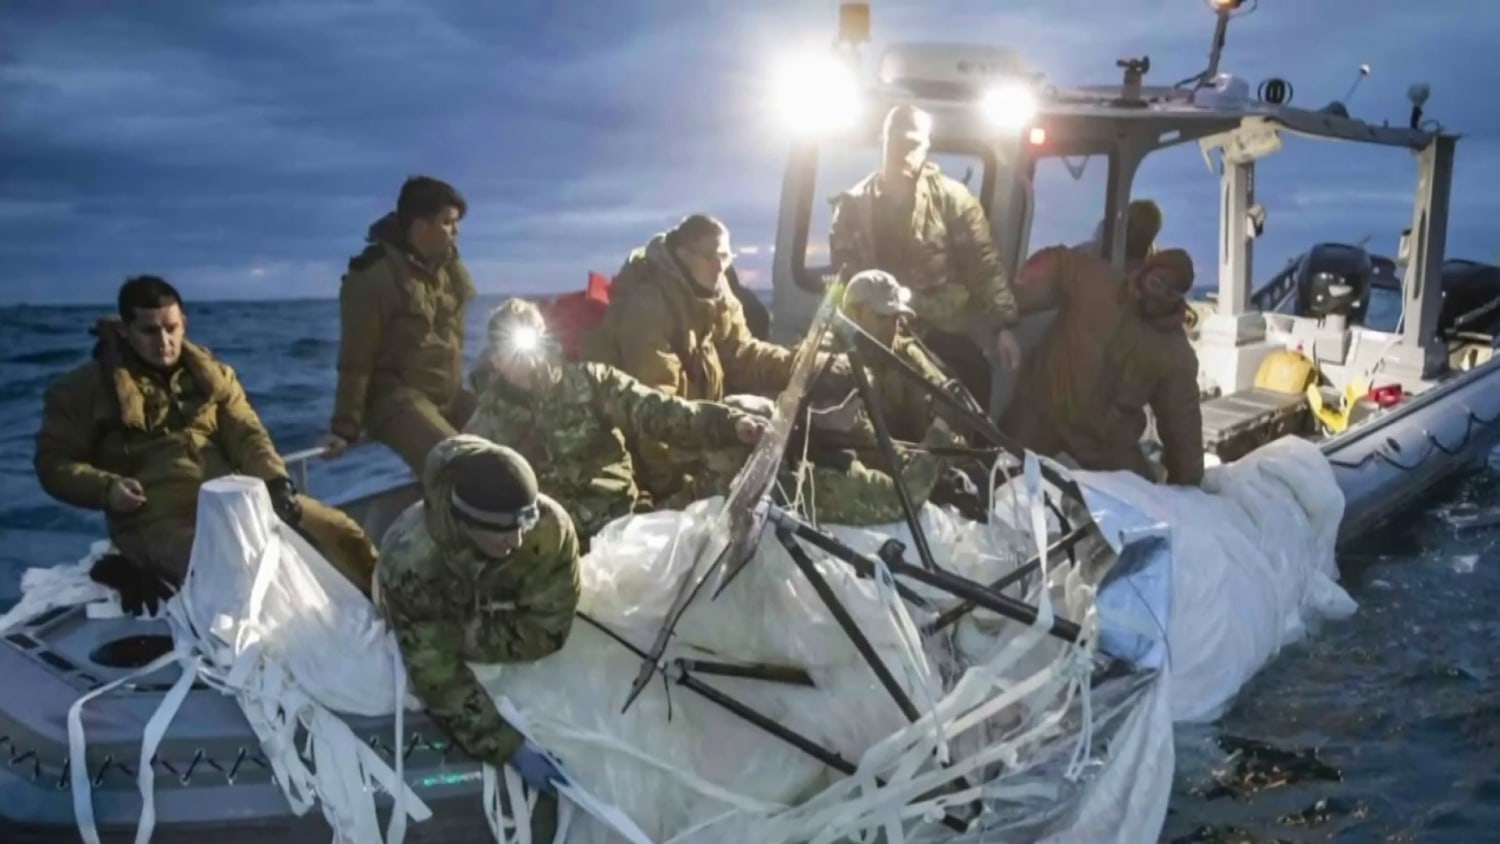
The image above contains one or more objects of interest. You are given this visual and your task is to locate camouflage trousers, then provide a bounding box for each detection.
[655,447,945,527]
[784,448,944,526]
[112,495,378,594]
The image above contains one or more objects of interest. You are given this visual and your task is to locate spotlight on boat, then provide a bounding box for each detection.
[772,53,862,136]
[980,80,1037,131]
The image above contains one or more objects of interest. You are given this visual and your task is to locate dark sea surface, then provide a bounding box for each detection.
[2,297,1497,842]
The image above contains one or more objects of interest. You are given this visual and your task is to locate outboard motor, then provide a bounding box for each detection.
[1294,243,1374,328]
[1437,259,1500,339]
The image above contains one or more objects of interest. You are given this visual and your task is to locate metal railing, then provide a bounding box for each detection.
[281,443,372,492]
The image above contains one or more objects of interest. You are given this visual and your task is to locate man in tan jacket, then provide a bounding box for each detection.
[1002,247,1204,486]
[585,214,820,500]
[35,277,378,612]
[322,176,477,474]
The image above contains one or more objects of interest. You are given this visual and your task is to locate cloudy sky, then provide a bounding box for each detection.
[2,0,1497,305]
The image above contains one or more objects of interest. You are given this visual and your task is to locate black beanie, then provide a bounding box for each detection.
[449,447,540,530]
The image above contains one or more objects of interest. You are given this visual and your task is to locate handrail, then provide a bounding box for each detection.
[281,442,371,492]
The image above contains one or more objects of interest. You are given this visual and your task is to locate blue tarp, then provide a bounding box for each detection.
[1077,482,1174,672]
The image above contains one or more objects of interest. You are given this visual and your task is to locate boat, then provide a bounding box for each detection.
[0,1,1420,841]
[764,2,1500,547]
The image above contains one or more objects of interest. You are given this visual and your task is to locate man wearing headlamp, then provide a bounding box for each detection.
[467,299,768,543]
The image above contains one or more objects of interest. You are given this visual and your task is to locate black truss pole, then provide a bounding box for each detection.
[576,612,969,834]
[674,658,815,687]
[768,506,1082,645]
[843,318,1007,448]
[837,322,942,575]
[774,528,922,723]
[837,317,1085,531]
[923,522,1094,635]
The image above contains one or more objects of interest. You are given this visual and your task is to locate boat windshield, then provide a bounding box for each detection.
[1364,284,1403,333]
[795,141,998,291]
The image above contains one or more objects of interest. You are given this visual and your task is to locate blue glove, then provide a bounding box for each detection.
[508,740,564,793]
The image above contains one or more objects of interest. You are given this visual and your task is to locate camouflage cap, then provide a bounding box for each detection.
[843,270,916,317]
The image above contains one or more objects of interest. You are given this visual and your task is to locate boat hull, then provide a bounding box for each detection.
[1321,357,1500,544]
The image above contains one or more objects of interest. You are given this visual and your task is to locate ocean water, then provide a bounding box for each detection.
[2,298,1497,841]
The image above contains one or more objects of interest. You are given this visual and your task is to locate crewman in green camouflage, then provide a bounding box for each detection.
[779,418,962,526]
[34,277,378,611]
[830,105,1022,410]
[466,299,767,543]
[821,270,979,452]
[376,435,580,839]
[322,176,478,475]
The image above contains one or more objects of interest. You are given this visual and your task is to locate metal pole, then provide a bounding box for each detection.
[674,658,816,687]
[923,523,1093,634]
[839,326,943,574]
[775,529,922,722]
[770,506,1082,644]
[576,612,969,834]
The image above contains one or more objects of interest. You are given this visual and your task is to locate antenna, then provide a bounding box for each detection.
[1175,0,1257,89]
[1342,64,1372,104]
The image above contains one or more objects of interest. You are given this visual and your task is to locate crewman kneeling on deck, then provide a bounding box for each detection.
[466,299,767,544]
[585,213,847,503]
[321,176,478,475]
[377,436,578,840]
[33,276,378,614]
[1001,246,1204,486]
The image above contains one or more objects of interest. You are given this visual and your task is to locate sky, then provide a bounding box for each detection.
[2,0,1499,306]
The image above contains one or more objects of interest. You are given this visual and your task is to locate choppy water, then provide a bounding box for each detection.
[1,298,1496,842]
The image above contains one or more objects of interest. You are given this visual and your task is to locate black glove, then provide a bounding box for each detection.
[265,477,303,527]
[90,553,177,617]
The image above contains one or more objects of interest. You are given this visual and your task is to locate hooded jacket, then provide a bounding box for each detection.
[330,213,476,441]
[1003,247,1204,486]
[829,162,1019,335]
[377,435,581,767]
[585,232,800,497]
[34,319,288,543]
[464,360,744,540]
[587,233,795,401]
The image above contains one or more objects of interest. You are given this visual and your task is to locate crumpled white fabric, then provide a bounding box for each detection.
[1072,436,1357,724]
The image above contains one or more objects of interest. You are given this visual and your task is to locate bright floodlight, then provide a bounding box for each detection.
[772,53,861,136]
[980,81,1037,131]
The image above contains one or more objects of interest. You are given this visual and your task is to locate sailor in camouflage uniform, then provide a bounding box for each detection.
[467,299,767,543]
[377,435,579,838]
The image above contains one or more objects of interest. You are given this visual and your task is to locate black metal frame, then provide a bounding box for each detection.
[603,308,1103,835]
[578,612,971,834]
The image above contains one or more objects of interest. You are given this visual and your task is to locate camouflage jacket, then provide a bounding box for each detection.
[829,163,1018,334]
[788,420,959,526]
[377,436,582,767]
[464,361,744,539]
[34,322,286,545]
[331,213,476,441]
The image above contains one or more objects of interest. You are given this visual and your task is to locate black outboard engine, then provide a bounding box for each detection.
[1294,243,1374,325]
[1437,259,1500,339]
